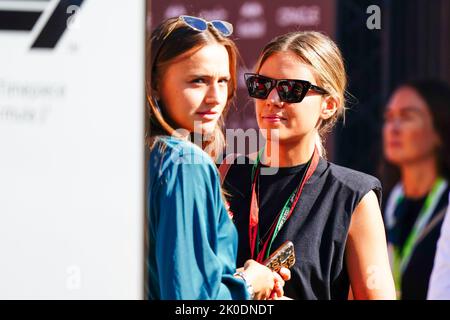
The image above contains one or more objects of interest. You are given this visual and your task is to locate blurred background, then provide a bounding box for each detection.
[148,0,450,181]
[0,0,448,299]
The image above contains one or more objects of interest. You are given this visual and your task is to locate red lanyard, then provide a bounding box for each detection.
[249,146,320,262]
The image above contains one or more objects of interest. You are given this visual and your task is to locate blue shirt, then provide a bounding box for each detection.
[147,136,248,300]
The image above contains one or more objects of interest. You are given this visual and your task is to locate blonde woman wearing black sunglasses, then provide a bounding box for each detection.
[146,16,290,300]
[221,31,396,300]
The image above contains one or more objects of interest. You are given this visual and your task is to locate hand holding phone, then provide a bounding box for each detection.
[262,241,295,272]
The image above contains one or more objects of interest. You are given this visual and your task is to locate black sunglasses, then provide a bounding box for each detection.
[244,73,328,103]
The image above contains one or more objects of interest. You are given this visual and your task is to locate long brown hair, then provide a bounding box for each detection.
[253,31,348,157]
[146,17,239,160]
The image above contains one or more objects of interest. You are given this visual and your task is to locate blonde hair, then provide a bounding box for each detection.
[146,17,239,160]
[254,31,347,157]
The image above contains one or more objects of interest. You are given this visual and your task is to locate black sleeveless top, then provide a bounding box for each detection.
[223,156,382,300]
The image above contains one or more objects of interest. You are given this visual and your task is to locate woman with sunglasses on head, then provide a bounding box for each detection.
[146,16,289,300]
[222,31,396,299]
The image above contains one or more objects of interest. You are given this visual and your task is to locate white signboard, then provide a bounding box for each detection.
[0,0,145,299]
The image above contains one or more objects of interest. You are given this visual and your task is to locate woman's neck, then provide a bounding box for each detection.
[263,133,316,167]
[400,156,438,198]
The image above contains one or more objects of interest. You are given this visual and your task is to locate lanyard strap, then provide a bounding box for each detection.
[249,145,320,262]
[392,177,448,293]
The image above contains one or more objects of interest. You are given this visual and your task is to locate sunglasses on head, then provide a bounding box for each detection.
[161,15,233,43]
[151,15,233,76]
[177,15,233,37]
[244,73,329,103]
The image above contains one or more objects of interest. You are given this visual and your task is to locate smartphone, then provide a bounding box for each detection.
[262,241,295,272]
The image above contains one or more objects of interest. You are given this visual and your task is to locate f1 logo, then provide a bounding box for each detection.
[0,0,85,49]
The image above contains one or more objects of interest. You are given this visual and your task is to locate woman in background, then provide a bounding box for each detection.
[382,79,450,299]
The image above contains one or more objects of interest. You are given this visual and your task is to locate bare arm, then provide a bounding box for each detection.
[345,190,396,300]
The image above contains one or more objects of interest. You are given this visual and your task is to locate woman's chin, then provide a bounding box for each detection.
[384,153,409,166]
